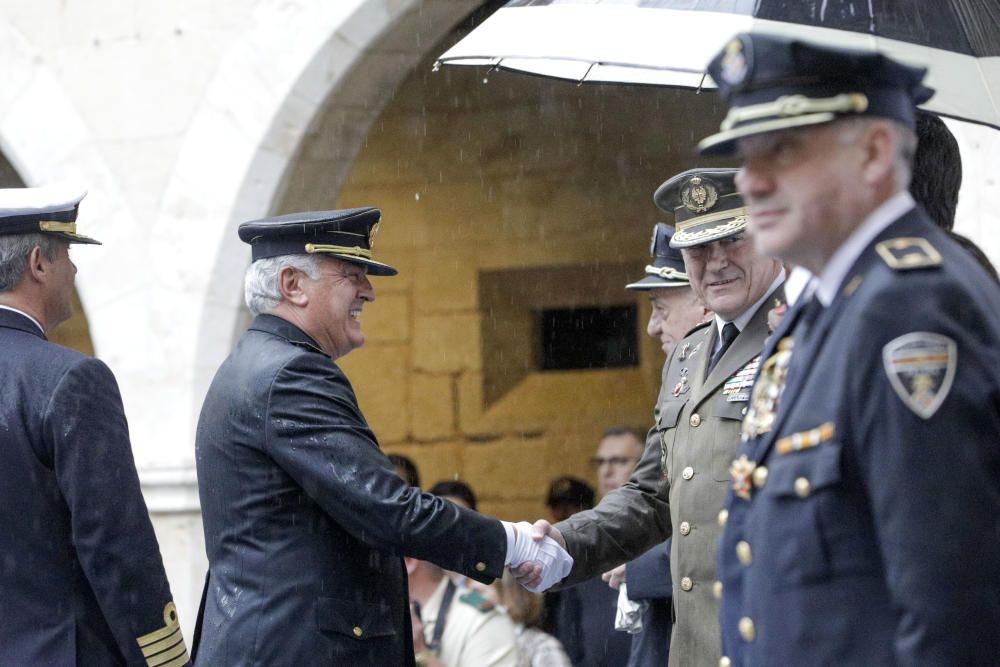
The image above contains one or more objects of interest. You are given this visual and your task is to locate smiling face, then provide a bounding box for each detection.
[300,256,375,359]
[646,287,708,357]
[734,121,878,274]
[680,230,781,322]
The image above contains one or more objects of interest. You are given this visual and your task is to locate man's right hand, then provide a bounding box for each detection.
[508,520,569,591]
[602,563,627,590]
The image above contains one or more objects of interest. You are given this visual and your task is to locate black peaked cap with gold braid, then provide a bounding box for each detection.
[699,32,934,155]
[654,168,746,249]
[0,185,100,245]
[626,223,690,291]
[239,206,397,276]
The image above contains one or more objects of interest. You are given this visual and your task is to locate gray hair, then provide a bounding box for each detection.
[244,253,322,316]
[835,117,918,190]
[0,233,61,292]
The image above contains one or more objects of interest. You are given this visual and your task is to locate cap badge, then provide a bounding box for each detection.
[681,176,718,213]
[882,332,956,419]
[720,38,748,86]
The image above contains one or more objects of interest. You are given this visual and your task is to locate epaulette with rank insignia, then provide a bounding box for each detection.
[458,591,496,613]
[875,237,942,271]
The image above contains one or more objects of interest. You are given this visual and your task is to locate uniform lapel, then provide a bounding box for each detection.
[691,291,777,410]
[687,320,717,402]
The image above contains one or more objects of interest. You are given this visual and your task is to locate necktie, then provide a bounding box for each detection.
[708,322,739,373]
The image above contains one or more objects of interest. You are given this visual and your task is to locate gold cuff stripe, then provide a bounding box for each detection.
[147,640,189,667]
[305,243,372,259]
[140,627,183,657]
[153,652,190,667]
[675,206,748,232]
[776,422,835,456]
[721,93,869,131]
[644,265,689,281]
[38,221,77,233]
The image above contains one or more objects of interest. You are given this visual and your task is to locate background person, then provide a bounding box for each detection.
[0,186,189,666]
[519,169,785,667]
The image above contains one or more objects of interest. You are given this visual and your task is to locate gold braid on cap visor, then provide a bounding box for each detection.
[39,221,78,233]
[720,92,869,131]
[645,265,689,281]
[305,243,372,259]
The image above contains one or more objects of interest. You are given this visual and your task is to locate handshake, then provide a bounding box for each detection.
[502,520,573,592]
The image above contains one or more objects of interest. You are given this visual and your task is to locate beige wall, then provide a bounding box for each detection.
[277,23,728,520]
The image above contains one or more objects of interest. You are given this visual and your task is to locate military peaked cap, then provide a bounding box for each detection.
[655,168,746,248]
[626,223,689,291]
[0,185,99,245]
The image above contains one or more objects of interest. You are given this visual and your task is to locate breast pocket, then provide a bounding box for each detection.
[759,442,844,585]
[657,400,685,479]
[712,397,747,481]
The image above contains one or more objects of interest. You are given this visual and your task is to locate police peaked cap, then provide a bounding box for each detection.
[239,207,397,276]
[626,223,690,291]
[699,32,935,155]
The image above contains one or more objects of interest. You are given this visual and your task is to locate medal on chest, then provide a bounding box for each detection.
[741,337,793,440]
[723,355,760,402]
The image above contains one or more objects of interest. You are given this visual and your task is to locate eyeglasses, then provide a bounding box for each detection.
[589,456,636,468]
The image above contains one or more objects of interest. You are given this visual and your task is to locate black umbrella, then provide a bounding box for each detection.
[437,0,1000,129]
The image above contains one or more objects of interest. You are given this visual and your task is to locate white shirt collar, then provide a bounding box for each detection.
[0,304,44,334]
[815,190,914,306]
[714,268,786,335]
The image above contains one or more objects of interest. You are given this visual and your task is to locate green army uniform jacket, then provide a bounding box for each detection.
[556,287,781,667]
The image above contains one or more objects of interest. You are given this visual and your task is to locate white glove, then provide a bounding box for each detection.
[614,583,647,634]
[502,521,574,592]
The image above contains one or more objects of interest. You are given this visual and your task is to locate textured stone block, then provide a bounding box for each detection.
[411,373,455,442]
[413,313,480,373]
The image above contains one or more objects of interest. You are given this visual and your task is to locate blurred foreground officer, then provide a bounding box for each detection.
[0,186,189,666]
[194,208,570,665]
[701,34,1000,665]
[521,171,784,667]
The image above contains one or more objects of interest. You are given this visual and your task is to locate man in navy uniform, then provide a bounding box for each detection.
[0,186,189,666]
[700,34,1000,665]
[194,208,571,665]
[520,170,785,667]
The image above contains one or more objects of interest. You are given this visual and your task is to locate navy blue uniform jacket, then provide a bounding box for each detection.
[194,314,506,666]
[625,539,672,667]
[718,209,1000,665]
[0,309,187,666]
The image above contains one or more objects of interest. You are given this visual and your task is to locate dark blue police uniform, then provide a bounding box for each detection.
[699,34,1000,666]
[0,188,188,667]
[194,209,507,666]
[624,539,672,667]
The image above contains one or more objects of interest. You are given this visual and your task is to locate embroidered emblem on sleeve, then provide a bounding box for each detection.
[882,332,956,419]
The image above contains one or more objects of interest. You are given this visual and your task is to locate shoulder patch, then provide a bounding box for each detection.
[875,237,941,271]
[458,591,495,613]
[882,332,956,419]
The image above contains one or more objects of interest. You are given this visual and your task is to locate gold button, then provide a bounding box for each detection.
[739,616,756,642]
[680,576,693,591]
[720,658,732,667]
[682,466,694,480]
[475,561,487,572]
[352,626,363,637]
[679,521,691,536]
[713,580,723,599]
[689,413,702,427]
[717,509,729,527]
[794,477,811,498]
[752,465,768,488]
[736,540,752,566]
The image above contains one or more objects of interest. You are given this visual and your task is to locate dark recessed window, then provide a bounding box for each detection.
[537,305,638,371]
